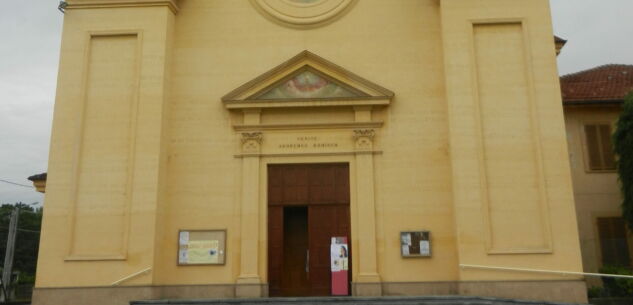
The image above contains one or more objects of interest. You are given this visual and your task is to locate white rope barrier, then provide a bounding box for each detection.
[460,264,633,280]
[111,267,152,286]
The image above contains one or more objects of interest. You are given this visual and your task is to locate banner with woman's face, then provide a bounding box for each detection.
[330,239,349,272]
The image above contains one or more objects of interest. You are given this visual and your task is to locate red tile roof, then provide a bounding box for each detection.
[561,64,633,104]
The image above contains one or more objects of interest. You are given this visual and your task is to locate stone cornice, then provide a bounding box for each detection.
[66,0,179,14]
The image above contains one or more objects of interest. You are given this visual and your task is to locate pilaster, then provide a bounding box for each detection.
[236,132,264,297]
[352,129,381,296]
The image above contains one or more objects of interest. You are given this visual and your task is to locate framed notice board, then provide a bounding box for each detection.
[178,230,226,265]
[400,231,431,258]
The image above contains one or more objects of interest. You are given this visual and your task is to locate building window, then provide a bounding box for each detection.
[597,217,631,267]
[584,124,616,171]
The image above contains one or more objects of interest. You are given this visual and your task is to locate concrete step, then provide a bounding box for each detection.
[131,296,585,305]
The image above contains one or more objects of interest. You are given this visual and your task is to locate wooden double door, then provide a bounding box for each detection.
[268,163,351,297]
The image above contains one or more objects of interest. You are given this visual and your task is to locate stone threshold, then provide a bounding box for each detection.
[131,295,585,305]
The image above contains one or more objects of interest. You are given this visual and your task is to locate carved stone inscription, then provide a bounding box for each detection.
[239,130,377,155]
[260,131,353,154]
[278,136,339,149]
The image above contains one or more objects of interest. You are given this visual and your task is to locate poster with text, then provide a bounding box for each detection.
[178,230,226,265]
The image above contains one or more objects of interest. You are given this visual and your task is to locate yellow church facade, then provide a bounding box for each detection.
[34,1,586,304]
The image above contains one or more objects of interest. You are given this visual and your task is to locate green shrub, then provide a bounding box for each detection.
[614,92,633,231]
[588,286,606,298]
[599,265,633,297]
[17,273,35,285]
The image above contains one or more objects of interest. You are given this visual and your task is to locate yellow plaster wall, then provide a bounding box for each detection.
[440,0,583,281]
[36,6,174,287]
[37,0,584,298]
[160,0,456,285]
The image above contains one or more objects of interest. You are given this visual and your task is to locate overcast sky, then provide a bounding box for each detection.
[1,0,632,206]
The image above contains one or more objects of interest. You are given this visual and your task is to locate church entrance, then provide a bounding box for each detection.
[267,163,351,297]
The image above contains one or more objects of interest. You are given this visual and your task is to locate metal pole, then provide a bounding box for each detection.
[1,208,19,302]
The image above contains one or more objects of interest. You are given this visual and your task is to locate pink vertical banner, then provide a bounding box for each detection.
[330,236,349,296]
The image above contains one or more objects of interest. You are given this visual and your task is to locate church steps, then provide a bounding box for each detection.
[131,296,584,305]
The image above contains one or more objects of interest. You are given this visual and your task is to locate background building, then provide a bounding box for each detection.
[561,64,633,286]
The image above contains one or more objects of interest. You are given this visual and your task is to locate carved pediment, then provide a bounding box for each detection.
[222,51,394,109]
[253,67,366,100]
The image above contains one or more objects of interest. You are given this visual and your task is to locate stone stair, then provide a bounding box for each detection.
[131,296,585,305]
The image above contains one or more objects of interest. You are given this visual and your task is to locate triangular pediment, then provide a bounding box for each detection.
[254,67,365,100]
[222,51,394,109]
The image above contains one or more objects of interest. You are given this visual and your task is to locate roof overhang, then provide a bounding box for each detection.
[27,173,47,194]
[222,51,394,111]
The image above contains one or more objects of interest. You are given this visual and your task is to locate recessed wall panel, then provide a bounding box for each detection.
[71,35,138,257]
[473,24,549,251]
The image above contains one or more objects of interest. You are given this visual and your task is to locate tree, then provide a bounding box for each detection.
[0,203,42,283]
[614,92,633,231]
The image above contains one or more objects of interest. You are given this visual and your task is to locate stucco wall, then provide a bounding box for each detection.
[35,0,585,303]
[564,105,632,286]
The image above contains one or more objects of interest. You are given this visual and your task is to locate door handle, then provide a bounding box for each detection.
[305,249,310,274]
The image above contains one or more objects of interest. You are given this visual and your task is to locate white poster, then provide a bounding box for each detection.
[178,248,188,264]
[179,231,189,246]
[401,245,410,256]
[187,240,219,264]
[401,233,411,246]
[420,240,430,256]
[330,242,349,272]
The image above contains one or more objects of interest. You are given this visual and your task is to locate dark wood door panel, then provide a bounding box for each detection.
[268,164,309,206]
[334,165,350,204]
[267,163,350,297]
[309,205,351,296]
[269,163,349,206]
[282,166,310,205]
[309,165,337,204]
[268,206,284,296]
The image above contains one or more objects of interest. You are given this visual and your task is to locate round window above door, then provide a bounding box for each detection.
[250,0,357,28]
